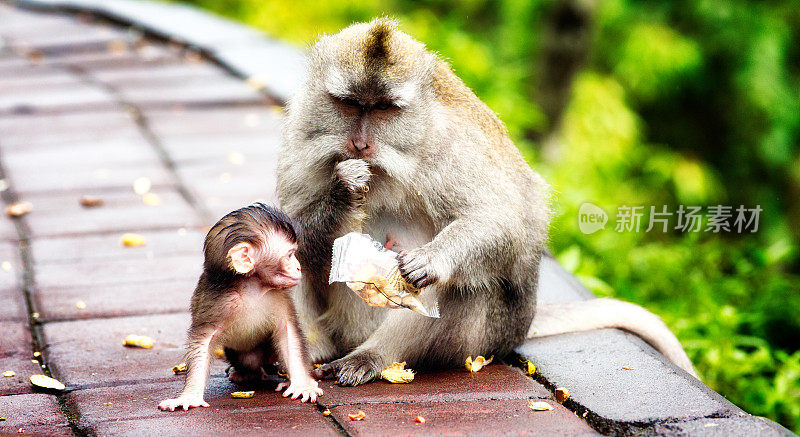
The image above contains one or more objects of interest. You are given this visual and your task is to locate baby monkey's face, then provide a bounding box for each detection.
[264,238,301,289]
[228,233,302,290]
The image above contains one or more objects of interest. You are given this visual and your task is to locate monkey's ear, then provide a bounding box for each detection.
[228,242,255,274]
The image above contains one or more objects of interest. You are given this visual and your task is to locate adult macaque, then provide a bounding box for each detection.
[277,19,696,386]
[159,203,322,411]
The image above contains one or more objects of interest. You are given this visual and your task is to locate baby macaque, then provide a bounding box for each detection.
[159,203,322,411]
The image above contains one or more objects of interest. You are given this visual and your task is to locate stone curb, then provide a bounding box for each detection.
[6,1,796,435]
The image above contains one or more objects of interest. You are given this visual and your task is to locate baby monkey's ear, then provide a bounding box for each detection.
[228,242,255,274]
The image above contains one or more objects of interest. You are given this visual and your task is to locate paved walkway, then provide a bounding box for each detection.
[0,2,793,436]
[0,4,598,436]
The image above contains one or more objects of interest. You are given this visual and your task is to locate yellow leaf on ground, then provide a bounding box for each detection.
[521,359,536,376]
[6,202,32,217]
[122,334,154,349]
[30,374,65,391]
[465,355,493,372]
[529,401,553,411]
[120,233,146,247]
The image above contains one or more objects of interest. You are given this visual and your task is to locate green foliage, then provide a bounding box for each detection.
[177,0,800,431]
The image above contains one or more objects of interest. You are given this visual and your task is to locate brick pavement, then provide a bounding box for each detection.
[0,4,599,436]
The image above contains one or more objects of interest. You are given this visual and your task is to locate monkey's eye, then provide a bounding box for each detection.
[373,101,394,111]
[339,96,361,108]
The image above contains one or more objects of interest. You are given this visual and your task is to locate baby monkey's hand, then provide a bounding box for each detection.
[158,394,210,412]
[276,378,323,403]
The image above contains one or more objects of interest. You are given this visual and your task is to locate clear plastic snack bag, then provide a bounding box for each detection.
[329,232,440,318]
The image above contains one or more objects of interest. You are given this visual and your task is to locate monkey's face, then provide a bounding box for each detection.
[258,239,302,290]
[329,93,398,161]
[289,20,437,176]
[227,237,301,290]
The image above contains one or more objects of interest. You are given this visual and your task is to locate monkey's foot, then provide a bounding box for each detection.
[313,350,385,386]
[158,395,209,412]
[398,246,441,289]
[276,379,323,403]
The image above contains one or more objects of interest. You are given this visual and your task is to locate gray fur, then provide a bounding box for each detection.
[278,19,548,386]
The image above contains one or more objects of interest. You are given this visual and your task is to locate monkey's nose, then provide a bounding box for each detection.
[351,139,370,152]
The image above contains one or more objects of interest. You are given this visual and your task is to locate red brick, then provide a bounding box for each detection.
[143,106,282,138]
[0,321,33,355]
[120,78,264,108]
[0,288,26,322]
[88,405,337,436]
[40,313,227,388]
[318,365,551,407]
[0,242,21,291]
[34,253,202,290]
[0,393,71,436]
[19,190,202,238]
[46,45,177,71]
[67,378,328,427]
[35,279,197,321]
[6,23,133,56]
[3,137,171,194]
[0,215,19,241]
[0,13,76,38]
[90,63,226,87]
[0,111,139,149]
[0,82,116,115]
[330,399,600,436]
[159,132,280,164]
[30,228,205,265]
[0,322,40,396]
[177,159,279,220]
[0,356,42,396]
[3,136,158,169]
[0,70,79,91]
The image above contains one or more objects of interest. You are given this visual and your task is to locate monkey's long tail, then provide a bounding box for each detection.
[528,298,698,378]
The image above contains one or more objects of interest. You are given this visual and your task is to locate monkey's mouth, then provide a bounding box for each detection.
[281,271,302,287]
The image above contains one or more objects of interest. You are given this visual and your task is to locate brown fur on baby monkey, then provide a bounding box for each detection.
[158,203,322,412]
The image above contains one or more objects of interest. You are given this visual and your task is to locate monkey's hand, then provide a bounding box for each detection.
[276,378,323,403]
[398,246,443,289]
[158,394,210,412]
[312,349,385,386]
[335,159,371,194]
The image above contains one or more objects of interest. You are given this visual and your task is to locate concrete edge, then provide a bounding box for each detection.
[4,1,795,435]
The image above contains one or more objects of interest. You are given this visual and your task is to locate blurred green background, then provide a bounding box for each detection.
[177,0,799,430]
